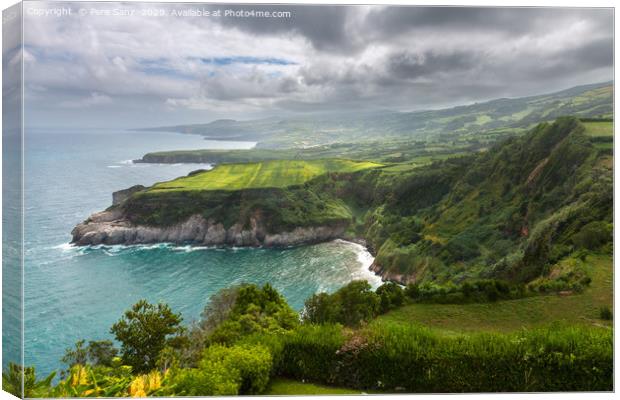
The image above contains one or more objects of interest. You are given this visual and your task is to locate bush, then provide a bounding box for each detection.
[171,343,272,396]
[376,282,405,312]
[571,221,612,250]
[404,279,521,304]
[276,323,613,392]
[599,306,612,321]
[301,292,340,324]
[206,283,299,345]
[302,280,380,327]
[275,324,345,383]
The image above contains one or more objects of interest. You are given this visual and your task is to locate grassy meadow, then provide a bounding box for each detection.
[583,121,614,137]
[265,378,366,395]
[375,253,612,334]
[148,159,382,192]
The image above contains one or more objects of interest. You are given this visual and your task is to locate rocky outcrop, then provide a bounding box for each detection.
[368,261,414,286]
[71,211,347,247]
[112,185,146,206]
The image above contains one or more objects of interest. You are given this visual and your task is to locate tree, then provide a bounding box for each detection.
[61,340,88,368]
[62,339,119,371]
[302,292,340,324]
[110,300,184,373]
[87,340,118,367]
[200,286,241,332]
[207,284,298,345]
[376,282,405,313]
[334,280,380,327]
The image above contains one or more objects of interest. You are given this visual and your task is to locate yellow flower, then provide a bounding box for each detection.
[146,371,161,391]
[129,376,145,397]
[70,365,89,387]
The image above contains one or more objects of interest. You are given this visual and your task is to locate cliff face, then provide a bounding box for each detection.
[71,210,347,247]
[112,185,146,206]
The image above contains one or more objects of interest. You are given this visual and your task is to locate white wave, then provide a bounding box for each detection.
[119,159,134,165]
[171,245,211,253]
[107,165,121,168]
[76,242,221,255]
[52,243,76,251]
[334,239,383,289]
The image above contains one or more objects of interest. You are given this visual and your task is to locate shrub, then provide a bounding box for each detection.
[62,340,119,369]
[599,306,612,321]
[404,279,520,304]
[2,363,55,398]
[376,282,405,312]
[404,283,421,299]
[301,292,340,324]
[171,343,272,396]
[276,324,345,383]
[276,323,613,392]
[571,221,612,250]
[202,344,272,395]
[206,284,299,345]
[302,280,380,327]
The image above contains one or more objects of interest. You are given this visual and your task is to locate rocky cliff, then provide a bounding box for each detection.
[71,209,347,247]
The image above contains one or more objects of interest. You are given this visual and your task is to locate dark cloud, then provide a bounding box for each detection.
[387,51,478,80]
[364,7,611,37]
[22,3,614,127]
[214,6,613,55]
[209,5,362,53]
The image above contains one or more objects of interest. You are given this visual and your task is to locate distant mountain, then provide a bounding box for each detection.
[140,81,612,149]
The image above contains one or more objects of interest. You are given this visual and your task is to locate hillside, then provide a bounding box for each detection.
[365,117,612,285]
[376,253,612,333]
[139,82,612,149]
[74,117,611,293]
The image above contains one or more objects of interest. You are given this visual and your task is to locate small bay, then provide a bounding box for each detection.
[11,128,380,376]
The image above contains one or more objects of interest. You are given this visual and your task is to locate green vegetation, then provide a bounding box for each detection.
[5,278,613,397]
[583,120,613,137]
[110,300,185,373]
[122,117,613,296]
[148,159,381,192]
[66,106,614,396]
[265,378,365,395]
[302,280,381,327]
[599,306,613,321]
[363,117,613,285]
[377,254,612,333]
[139,82,612,150]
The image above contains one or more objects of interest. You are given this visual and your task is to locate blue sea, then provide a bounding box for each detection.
[3,128,381,376]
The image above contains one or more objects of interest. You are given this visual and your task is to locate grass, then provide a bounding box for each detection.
[264,378,366,395]
[375,254,612,335]
[148,159,382,192]
[583,121,613,137]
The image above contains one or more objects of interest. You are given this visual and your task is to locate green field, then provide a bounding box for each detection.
[583,121,613,137]
[148,159,382,192]
[375,254,612,334]
[265,378,367,395]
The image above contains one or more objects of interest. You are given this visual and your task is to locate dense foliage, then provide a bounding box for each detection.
[274,322,612,392]
[7,116,614,397]
[122,118,612,293]
[3,280,613,397]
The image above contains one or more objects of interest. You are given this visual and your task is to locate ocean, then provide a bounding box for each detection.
[4,128,381,376]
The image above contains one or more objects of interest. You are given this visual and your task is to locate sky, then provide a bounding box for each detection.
[17,2,614,128]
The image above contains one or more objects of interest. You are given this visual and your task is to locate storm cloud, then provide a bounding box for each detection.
[20,2,613,128]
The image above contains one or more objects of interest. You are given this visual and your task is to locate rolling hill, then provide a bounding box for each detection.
[139,81,612,149]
